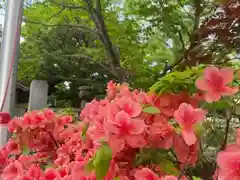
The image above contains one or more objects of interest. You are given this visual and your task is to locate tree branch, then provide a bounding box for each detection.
[177,31,185,49]
[48,7,66,20]
[83,0,124,81]
[179,3,194,20]
[48,0,88,10]
[24,18,98,36]
[220,108,233,150]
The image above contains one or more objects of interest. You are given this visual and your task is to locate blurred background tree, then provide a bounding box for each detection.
[1,0,237,107]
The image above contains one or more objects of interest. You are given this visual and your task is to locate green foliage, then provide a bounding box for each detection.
[193,176,202,180]
[194,123,205,138]
[81,123,89,142]
[158,160,180,176]
[202,99,232,110]
[86,144,112,180]
[135,148,180,175]
[21,145,30,155]
[150,67,204,94]
[142,106,160,114]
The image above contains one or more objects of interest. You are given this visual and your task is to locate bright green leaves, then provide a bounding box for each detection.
[193,176,202,180]
[143,106,160,114]
[86,144,112,180]
[150,67,204,94]
[21,145,30,155]
[81,123,89,142]
[158,160,180,176]
[194,123,205,138]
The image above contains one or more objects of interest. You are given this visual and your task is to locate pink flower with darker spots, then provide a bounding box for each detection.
[174,103,206,146]
[105,110,146,154]
[195,67,238,102]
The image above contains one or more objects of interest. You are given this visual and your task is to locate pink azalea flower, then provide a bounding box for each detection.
[174,103,206,146]
[116,97,142,117]
[160,176,177,180]
[6,139,21,155]
[134,168,160,180]
[0,112,11,125]
[216,129,240,179]
[27,164,44,178]
[236,128,240,145]
[1,160,24,180]
[217,150,240,179]
[105,111,146,153]
[54,154,70,166]
[195,67,238,102]
[44,168,60,180]
[174,135,199,167]
[147,120,174,149]
[107,80,118,100]
[43,108,56,120]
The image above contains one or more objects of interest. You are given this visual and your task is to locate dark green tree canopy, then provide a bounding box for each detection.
[13,0,240,107]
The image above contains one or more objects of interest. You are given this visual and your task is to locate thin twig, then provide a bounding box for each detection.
[48,132,59,148]
[49,0,88,10]
[220,108,234,150]
[178,153,190,179]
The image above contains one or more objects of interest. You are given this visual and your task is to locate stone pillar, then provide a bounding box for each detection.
[28,80,48,111]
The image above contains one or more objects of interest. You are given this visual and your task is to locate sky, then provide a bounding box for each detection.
[0,14,4,27]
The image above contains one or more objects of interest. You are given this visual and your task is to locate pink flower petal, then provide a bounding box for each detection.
[173,108,184,126]
[115,111,131,125]
[135,168,159,180]
[108,134,125,155]
[161,176,178,180]
[195,79,209,91]
[204,92,221,102]
[182,130,197,146]
[225,144,240,152]
[236,129,240,145]
[131,101,142,117]
[129,118,146,135]
[217,169,238,180]
[194,109,207,123]
[104,121,120,135]
[204,67,220,81]
[222,86,239,96]
[220,67,234,84]
[125,134,146,148]
[216,151,240,170]
[174,103,195,128]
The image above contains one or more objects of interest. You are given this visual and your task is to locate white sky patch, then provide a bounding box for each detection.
[166,39,173,48]
[63,81,70,90]
[0,15,4,25]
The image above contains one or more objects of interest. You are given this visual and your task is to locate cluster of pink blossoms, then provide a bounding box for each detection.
[0,66,239,180]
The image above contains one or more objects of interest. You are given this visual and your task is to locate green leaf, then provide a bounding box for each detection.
[93,145,112,180]
[202,99,231,110]
[21,145,30,155]
[81,123,89,141]
[12,133,17,139]
[143,106,160,114]
[194,123,205,137]
[86,158,95,172]
[193,176,202,180]
[158,160,180,176]
[114,177,120,180]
